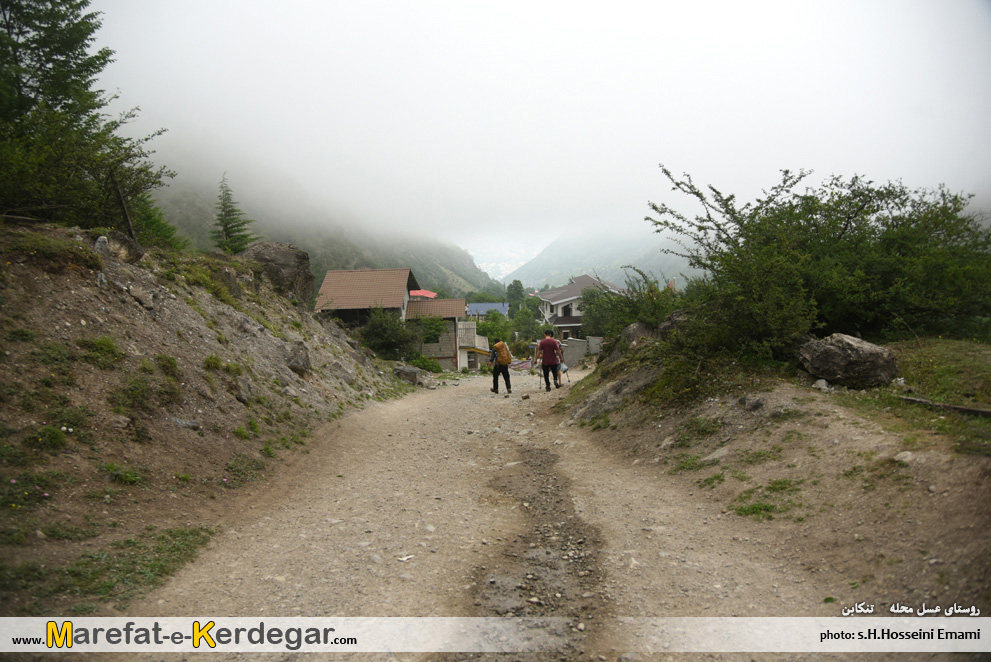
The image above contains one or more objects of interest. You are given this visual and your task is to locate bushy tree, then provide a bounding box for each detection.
[478,309,512,343]
[506,279,525,315]
[580,267,681,339]
[211,174,258,253]
[0,0,174,228]
[510,297,542,344]
[646,166,991,353]
[359,306,418,360]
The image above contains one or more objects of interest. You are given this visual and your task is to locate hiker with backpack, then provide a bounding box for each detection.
[535,329,564,391]
[489,338,512,394]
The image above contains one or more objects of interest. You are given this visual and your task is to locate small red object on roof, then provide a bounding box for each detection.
[410,289,437,299]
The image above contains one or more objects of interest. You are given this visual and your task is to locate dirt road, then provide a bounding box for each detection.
[109,369,973,661]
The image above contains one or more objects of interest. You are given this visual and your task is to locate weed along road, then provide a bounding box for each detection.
[101,368,982,661]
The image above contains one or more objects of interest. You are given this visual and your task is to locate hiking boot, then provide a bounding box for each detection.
[554,381,561,388]
[491,388,498,394]
[545,385,551,392]
[507,388,512,394]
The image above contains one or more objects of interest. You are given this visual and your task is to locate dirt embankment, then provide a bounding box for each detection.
[0,223,403,615]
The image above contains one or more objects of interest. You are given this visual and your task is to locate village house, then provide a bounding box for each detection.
[315,268,487,371]
[406,297,467,372]
[314,268,419,325]
[536,274,623,339]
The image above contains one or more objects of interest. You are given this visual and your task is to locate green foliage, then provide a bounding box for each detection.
[211,174,259,254]
[155,377,183,407]
[202,354,224,371]
[477,309,512,343]
[0,526,212,612]
[78,335,125,369]
[129,193,188,250]
[154,353,181,379]
[4,328,37,342]
[109,375,152,415]
[580,267,681,338]
[647,166,991,354]
[408,355,442,373]
[360,306,418,360]
[101,462,143,485]
[6,232,102,273]
[834,338,991,456]
[506,279,525,315]
[223,453,264,487]
[413,315,446,344]
[0,1,175,230]
[0,471,58,509]
[31,341,76,368]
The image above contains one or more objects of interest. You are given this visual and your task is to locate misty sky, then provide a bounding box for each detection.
[90,0,991,263]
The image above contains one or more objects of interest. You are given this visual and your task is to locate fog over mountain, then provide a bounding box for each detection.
[90,0,990,274]
[502,227,699,290]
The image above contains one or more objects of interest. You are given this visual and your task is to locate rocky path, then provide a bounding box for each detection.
[106,370,959,661]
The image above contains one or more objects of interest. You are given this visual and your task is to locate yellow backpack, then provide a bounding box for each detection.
[494,341,512,365]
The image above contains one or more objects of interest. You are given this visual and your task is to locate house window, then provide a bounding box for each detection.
[562,304,572,317]
[563,330,571,340]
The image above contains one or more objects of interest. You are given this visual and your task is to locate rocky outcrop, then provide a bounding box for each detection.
[94,231,144,264]
[799,333,898,389]
[238,241,314,305]
[393,365,423,387]
[287,341,311,376]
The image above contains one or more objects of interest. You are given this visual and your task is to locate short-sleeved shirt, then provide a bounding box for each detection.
[538,337,560,366]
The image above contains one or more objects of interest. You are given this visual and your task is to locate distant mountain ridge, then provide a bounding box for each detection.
[502,229,697,289]
[153,182,502,300]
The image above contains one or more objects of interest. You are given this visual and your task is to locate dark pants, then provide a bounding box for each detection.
[492,363,510,391]
[542,363,559,388]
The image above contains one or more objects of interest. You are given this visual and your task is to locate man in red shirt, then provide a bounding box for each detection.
[535,329,563,392]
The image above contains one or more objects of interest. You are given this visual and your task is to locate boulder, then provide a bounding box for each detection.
[238,241,314,304]
[287,341,311,376]
[799,333,898,389]
[393,365,422,386]
[107,230,144,264]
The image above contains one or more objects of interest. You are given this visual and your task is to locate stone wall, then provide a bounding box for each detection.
[420,320,459,371]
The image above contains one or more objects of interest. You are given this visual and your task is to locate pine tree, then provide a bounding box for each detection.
[211,174,258,253]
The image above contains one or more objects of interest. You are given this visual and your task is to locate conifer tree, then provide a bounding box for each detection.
[211,173,258,253]
[1,0,173,227]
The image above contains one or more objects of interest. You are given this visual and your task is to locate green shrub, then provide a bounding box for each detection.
[156,378,183,407]
[78,336,125,368]
[203,354,223,371]
[4,329,37,342]
[7,233,103,273]
[647,167,991,352]
[408,355,442,373]
[155,354,182,378]
[110,376,152,414]
[101,462,144,485]
[360,306,418,360]
[31,342,76,369]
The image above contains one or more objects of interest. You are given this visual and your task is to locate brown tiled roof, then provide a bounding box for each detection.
[314,269,419,312]
[407,298,466,320]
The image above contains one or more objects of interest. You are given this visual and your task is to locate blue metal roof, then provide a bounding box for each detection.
[467,302,510,316]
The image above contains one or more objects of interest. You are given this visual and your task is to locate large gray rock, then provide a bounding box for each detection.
[799,333,898,389]
[287,341,311,376]
[238,241,314,304]
[393,365,423,387]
